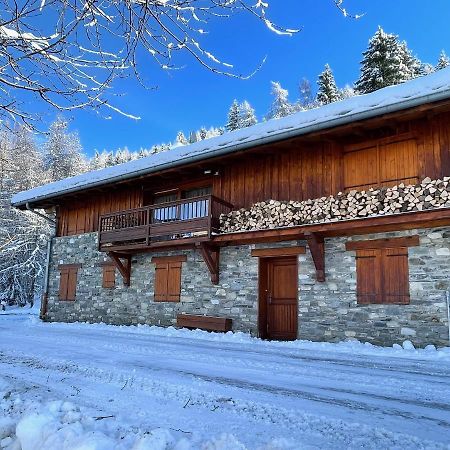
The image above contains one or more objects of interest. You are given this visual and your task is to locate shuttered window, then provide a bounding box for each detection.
[343,138,419,191]
[346,236,419,305]
[152,256,186,302]
[102,264,116,289]
[58,264,81,301]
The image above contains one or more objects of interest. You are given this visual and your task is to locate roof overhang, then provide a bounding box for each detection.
[11,68,450,209]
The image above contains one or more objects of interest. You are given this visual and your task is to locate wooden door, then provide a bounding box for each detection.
[260,257,298,340]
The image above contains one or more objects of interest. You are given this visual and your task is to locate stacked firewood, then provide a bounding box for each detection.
[220,177,450,233]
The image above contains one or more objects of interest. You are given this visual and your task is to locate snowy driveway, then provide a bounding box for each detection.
[1,314,450,449]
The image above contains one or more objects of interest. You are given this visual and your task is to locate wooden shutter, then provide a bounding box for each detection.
[154,262,169,301]
[355,249,382,304]
[102,265,115,289]
[59,267,69,300]
[382,248,410,304]
[348,237,416,305]
[167,261,182,302]
[58,264,81,301]
[344,146,379,191]
[379,139,418,187]
[152,255,186,302]
[67,269,78,301]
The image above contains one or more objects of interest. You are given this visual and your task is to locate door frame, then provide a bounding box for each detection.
[257,253,300,340]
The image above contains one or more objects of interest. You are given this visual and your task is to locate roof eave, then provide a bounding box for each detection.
[12,89,450,209]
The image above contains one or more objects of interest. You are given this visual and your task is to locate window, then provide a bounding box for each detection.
[152,255,187,302]
[147,186,212,223]
[58,264,81,301]
[346,236,419,305]
[102,264,116,289]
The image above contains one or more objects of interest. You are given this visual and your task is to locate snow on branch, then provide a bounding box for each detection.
[0,0,352,126]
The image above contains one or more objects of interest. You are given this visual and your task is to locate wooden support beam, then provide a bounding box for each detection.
[305,232,325,282]
[197,243,220,285]
[107,252,131,287]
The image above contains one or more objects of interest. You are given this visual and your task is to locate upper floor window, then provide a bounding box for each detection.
[151,186,212,223]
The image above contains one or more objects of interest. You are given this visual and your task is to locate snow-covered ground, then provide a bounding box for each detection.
[1,311,450,449]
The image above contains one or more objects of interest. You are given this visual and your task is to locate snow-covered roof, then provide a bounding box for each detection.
[12,68,450,208]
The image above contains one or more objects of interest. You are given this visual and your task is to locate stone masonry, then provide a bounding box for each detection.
[46,227,450,347]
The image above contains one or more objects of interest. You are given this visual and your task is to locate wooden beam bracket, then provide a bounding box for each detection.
[107,252,131,287]
[305,232,325,282]
[197,243,220,285]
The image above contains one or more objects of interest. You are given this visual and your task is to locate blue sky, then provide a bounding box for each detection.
[46,0,450,156]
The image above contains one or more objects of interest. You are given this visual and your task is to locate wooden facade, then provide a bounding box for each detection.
[55,110,450,238]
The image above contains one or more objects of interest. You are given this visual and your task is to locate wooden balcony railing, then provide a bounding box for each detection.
[98,195,233,251]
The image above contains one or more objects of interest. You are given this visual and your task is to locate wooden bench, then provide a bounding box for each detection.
[176,314,232,332]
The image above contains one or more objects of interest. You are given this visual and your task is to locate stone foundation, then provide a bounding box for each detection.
[46,227,450,348]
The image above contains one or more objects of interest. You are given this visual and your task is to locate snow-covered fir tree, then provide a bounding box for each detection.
[316,64,340,105]
[238,101,257,128]
[226,100,241,132]
[266,81,294,120]
[355,27,421,94]
[436,50,450,70]
[43,117,87,181]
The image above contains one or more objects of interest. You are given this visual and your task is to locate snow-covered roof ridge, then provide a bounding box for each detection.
[11,68,450,207]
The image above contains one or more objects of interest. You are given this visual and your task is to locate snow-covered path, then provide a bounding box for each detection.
[1,314,450,449]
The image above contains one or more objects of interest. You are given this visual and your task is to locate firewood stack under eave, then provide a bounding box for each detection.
[219,177,450,233]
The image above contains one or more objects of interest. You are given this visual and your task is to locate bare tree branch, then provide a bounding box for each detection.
[0,0,354,127]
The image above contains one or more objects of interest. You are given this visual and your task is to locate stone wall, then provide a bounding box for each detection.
[46,227,450,347]
[46,233,259,334]
[299,228,450,347]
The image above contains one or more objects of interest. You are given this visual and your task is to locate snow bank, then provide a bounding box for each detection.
[11,68,450,207]
[40,318,450,362]
[0,381,297,450]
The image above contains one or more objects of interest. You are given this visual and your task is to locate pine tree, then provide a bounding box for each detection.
[266,81,294,120]
[226,100,240,132]
[43,117,87,181]
[436,50,450,70]
[239,101,257,128]
[355,27,421,94]
[316,64,340,105]
[199,127,208,140]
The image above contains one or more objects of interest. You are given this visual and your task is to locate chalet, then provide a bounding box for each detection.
[12,69,450,347]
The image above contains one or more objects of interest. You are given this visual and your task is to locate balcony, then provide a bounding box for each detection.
[98,195,233,252]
